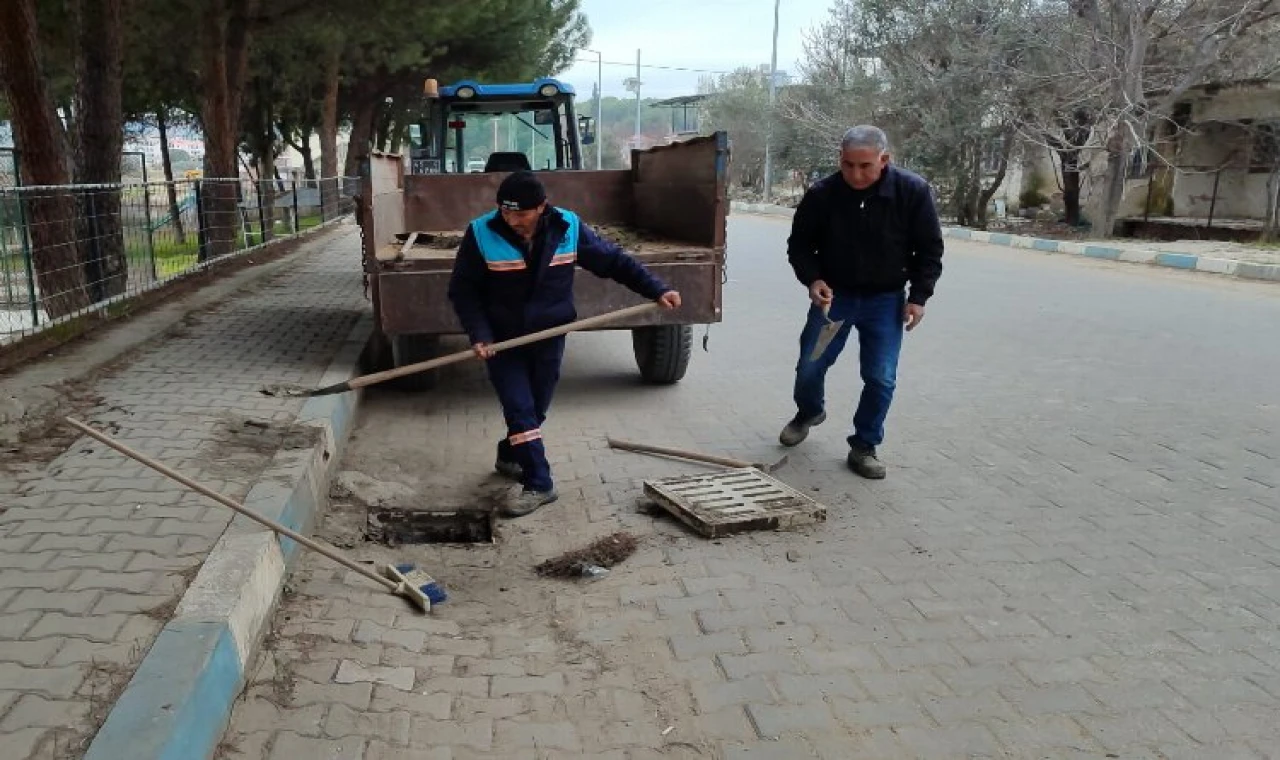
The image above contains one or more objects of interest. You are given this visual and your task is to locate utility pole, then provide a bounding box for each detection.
[763,0,781,203]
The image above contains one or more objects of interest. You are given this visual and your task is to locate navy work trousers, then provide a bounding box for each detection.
[487,336,566,492]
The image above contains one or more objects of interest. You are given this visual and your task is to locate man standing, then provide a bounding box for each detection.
[779,126,944,479]
[448,171,681,517]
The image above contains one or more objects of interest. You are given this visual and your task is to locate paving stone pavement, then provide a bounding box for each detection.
[220,215,1280,759]
[0,223,366,759]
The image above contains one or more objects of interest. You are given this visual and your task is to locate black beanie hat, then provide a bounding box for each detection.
[496,170,547,211]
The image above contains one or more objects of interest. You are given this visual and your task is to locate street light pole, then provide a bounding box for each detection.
[584,48,604,170]
[634,49,642,139]
[763,0,780,203]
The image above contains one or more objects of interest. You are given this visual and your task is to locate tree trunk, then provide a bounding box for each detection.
[319,42,341,215]
[388,120,406,155]
[255,115,276,245]
[257,154,276,243]
[1098,121,1131,238]
[157,111,187,244]
[249,76,276,244]
[199,0,258,260]
[1096,7,1148,239]
[1052,108,1094,228]
[343,82,381,178]
[1059,150,1082,226]
[1263,164,1280,243]
[344,102,377,178]
[299,124,316,180]
[952,142,977,227]
[976,134,1012,231]
[375,108,392,153]
[0,0,92,318]
[72,0,127,301]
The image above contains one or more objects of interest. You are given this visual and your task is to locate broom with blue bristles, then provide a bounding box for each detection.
[64,418,446,613]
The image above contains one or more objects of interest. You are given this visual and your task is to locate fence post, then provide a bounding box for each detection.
[140,163,157,281]
[195,180,208,262]
[12,156,39,326]
[292,178,300,234]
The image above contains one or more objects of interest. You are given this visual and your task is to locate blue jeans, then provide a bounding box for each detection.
[793,290,905,449]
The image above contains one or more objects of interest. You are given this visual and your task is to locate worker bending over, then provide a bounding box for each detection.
[448,171,681,517]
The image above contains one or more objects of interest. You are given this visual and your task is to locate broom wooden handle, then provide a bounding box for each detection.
[63,418,397,592]
[606,437,757,469]
[345,302,663,392]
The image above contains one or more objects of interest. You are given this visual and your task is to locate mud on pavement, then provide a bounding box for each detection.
[215,354,814,759]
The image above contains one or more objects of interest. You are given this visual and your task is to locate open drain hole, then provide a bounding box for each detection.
[368,507,496,545]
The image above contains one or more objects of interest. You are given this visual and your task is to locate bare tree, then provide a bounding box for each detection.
[699,69,772,194]
[777,11,886,180]
[1012,0,1279,236]
[845,0,1034,228]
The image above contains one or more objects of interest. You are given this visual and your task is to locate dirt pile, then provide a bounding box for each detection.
[534,531,639,577]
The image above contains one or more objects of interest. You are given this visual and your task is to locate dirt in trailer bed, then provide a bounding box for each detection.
[401,224,679,253]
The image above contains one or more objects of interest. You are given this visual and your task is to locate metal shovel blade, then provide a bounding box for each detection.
[809,305,843,361]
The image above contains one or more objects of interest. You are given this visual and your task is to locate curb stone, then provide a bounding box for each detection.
[80,313,372,760]
[730,201,1280,284]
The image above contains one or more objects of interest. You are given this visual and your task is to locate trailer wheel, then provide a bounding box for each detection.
[390,334,441,391]
[632,325,692,385]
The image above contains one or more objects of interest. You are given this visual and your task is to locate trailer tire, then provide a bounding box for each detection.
[632,324,692,385]
[389,333,441,392]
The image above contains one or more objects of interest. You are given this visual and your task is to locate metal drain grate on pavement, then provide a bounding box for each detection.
[643,468,827,538]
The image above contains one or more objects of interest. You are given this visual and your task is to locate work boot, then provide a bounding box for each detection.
[494,458,522,480]
[494,440,522,480]
[846,443,886,479]
[501,487,559,518]
[779,411,826,447]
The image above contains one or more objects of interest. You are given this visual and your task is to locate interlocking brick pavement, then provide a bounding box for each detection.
[220,216,1279,759]
[0,224,366,758]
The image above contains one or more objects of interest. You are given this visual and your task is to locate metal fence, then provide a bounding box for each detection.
[0,176,358,345]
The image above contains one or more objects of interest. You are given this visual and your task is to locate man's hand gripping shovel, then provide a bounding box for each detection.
[809,302,844,361]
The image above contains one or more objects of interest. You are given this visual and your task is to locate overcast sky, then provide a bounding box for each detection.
[558,0,834,101]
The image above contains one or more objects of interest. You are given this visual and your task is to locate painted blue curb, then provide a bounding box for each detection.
[83,315,371,760]
[1082,245,1122,260]
[1154,252,1198,269]
[726,201,1277,285]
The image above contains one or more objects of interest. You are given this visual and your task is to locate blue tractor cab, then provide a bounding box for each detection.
[410,78,596,175]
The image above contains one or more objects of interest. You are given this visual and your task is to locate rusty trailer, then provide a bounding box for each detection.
[356,132,730,389]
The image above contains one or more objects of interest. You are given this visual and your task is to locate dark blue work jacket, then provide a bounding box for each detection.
[447,206,669,344]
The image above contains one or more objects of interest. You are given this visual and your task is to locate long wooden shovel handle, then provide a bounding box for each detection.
[341,301,663,393]
[63,418,397,592]
[606,437,757,470]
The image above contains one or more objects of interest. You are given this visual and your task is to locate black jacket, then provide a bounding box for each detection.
[448,207,670,344]
[786,165,944,305]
